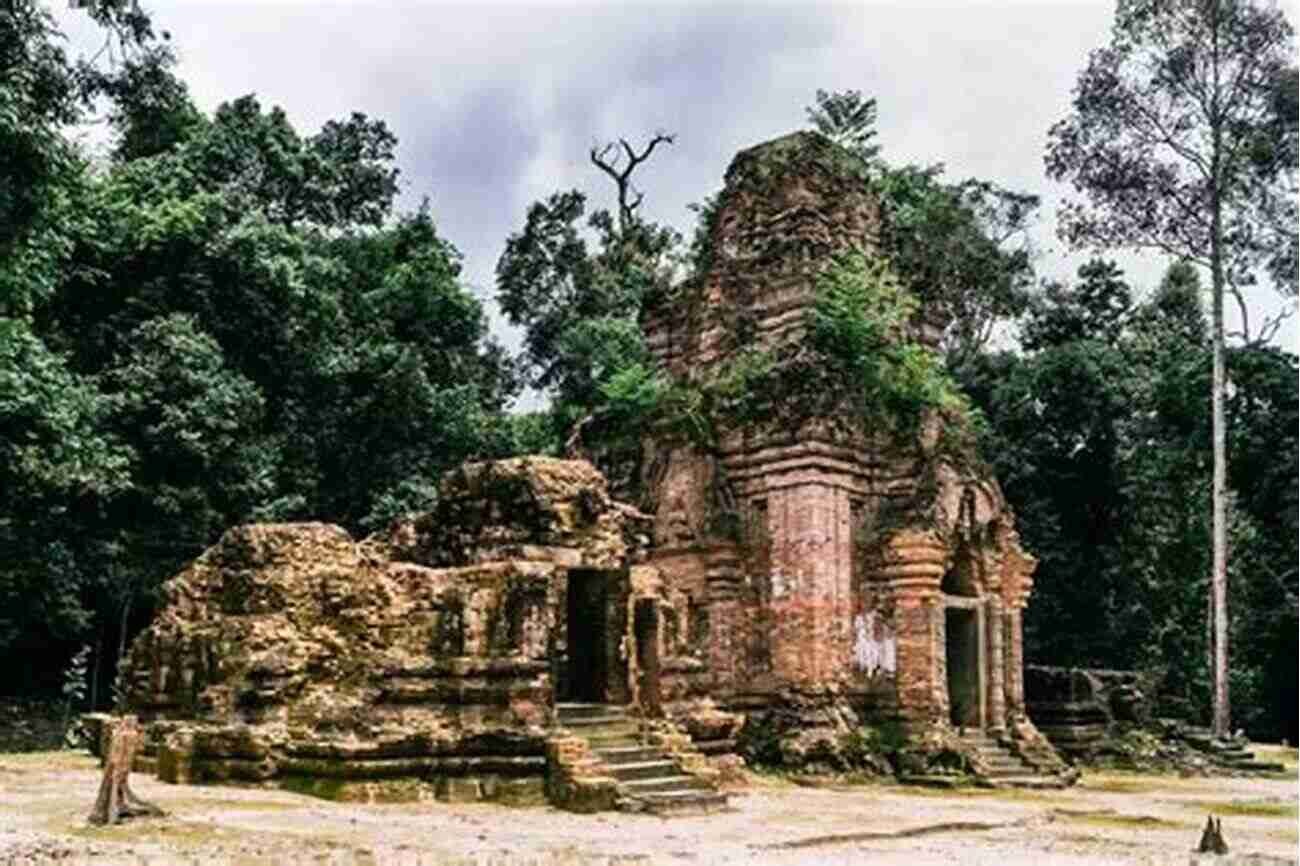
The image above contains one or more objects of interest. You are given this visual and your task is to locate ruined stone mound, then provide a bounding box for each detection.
[377,457,644,569]
[120,457,642,803]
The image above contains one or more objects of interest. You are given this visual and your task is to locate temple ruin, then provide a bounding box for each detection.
[116,131,1070,812]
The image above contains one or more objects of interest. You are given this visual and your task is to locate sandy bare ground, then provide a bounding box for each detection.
[0,749,1295,866]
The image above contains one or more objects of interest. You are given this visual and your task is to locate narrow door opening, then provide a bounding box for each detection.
[946,607,980,728]
[564,569,608,703]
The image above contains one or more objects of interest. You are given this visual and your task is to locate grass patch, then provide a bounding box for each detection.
[1078,772,1191,794]
[164,796,304,813]
[1056,832,1144,849]
[1181,799,1298,819]
[739,767,801,790]
[278,774,349,802]
[1053,808,1186,831]
[0,750,98,773]
[891,783,1055,804]
[53,815,233,847]
[1254,745,1299,772]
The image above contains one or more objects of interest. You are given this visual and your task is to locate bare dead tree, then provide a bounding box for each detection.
[589,133,675,235]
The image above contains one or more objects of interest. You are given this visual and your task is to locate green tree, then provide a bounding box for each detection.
[496,134,679,435]
[0,319,131,671]
[963,258,1296,738]
[809,251,969,427]
[0,1,517,697]
[962,263,1140,668]
[875,165,1039,370]
[805,89,881,163]
[1221,344,1298,740]
[1045,0,1297,736]
[1022,259,1134,350]
[800,93,1039,371]
[81,44,204,162]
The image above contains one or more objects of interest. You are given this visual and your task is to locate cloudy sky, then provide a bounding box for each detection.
[54,0,1298,370]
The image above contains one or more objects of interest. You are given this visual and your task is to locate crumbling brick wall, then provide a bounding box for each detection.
[120,458,647,803]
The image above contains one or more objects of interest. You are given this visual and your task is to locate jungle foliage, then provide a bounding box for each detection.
[1045,0,1298,736]
[1,0,521,696]
[959,259,1297,741]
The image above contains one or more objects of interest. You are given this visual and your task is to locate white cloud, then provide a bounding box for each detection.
[51,0,1298,356]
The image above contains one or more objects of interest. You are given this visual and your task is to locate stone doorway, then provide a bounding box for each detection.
[564,569,611,703]
[945,601,984,729]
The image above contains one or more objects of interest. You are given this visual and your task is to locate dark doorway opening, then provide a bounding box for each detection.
[946,607,980,728]
[634,599,661,716]
[564,569,609,703]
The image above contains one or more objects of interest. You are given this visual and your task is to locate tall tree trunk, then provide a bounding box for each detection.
[1207,22,1231,738]
[114,585,133,711]
[1210,193,1231,740]
[90,627,103,712]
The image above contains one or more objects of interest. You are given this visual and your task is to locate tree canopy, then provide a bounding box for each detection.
[1045,0,1297,737]
[0,0,517,696]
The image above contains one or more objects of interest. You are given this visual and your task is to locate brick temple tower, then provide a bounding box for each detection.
[636,132,1047,745]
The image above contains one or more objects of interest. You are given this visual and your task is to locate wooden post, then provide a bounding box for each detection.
[87,716,164,825]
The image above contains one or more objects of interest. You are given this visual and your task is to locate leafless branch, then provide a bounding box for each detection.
[1225,290,1295,346]
[1228,282,1252,341]
[590,132,675,233]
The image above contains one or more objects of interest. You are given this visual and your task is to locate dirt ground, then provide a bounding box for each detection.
[0,748,1295,866]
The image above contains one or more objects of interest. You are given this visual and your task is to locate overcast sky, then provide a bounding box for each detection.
[54,1,1299,377]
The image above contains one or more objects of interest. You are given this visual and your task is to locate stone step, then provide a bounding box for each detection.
[559,713,634,729]
[961,736,1007,747]
[988,769,1037,780]
[620,775,712,794]
[983,775,1070,790]
[560,719,640,741]
[961,737,1047,783]
[982,766,1037,779]
[1227,759,1286,772]
[582,732,642,748]
[978,757,1031,771]
[633,789,729,816]
[560,709,728,816]
[555,703,626,721]
[695,739,737,756]
[966,744,1012,756]
[967,746,1029,762]
[609,760,680,781]
[594,745,663,765]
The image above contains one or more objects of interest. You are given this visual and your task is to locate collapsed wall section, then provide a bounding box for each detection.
[119,458,648,803]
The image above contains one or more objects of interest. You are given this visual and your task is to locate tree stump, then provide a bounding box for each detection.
[1196,814,1229,855]
[87,715,165,825]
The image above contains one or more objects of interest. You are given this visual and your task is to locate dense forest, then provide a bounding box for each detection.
[2,1,1295,742]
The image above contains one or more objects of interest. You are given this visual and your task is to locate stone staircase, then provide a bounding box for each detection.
[961,731,1070,789]
[554,703,728,815]
[1181,727,1287,773]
